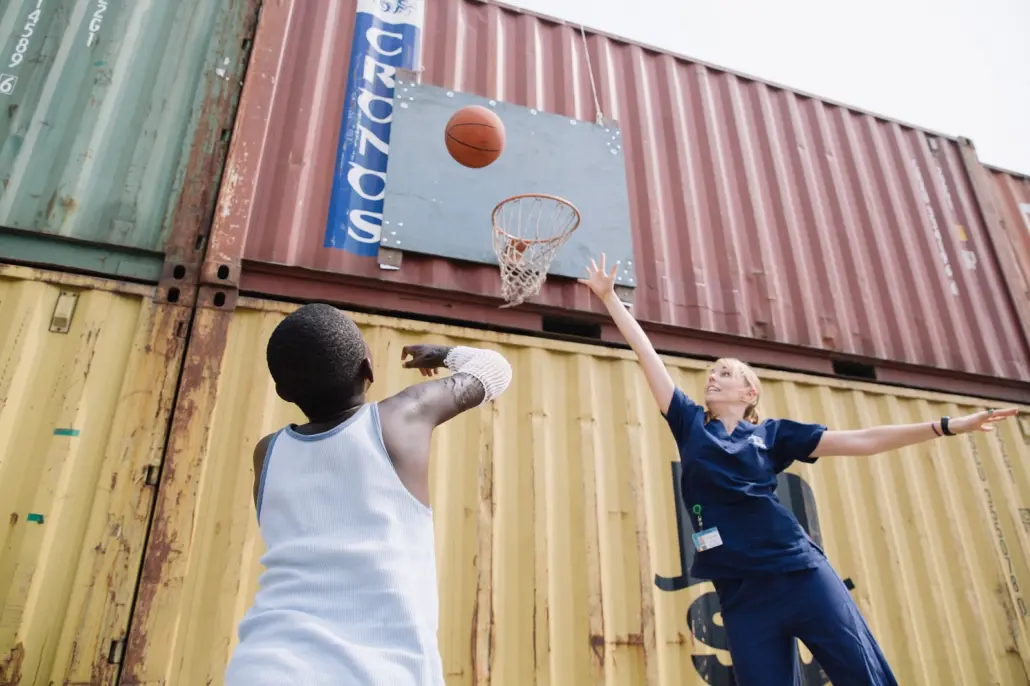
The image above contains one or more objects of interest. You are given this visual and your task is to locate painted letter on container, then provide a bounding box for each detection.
[324,0,425,255]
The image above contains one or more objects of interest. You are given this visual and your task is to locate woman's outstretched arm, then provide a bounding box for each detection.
[811,408,1018,457]
[580,254,675,414]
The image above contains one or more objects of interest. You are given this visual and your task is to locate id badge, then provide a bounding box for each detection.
[692,527,724,552]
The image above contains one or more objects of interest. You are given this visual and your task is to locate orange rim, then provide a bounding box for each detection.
[490,193,582,245]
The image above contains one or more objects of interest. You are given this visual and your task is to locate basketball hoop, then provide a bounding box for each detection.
[491,193,581,307]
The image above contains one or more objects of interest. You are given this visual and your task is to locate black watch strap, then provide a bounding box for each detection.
[940,416,954,436]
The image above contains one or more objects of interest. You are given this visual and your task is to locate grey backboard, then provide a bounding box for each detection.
[381,72,636,287]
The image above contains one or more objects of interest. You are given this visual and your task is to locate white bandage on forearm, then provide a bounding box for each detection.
[444,346,513,404]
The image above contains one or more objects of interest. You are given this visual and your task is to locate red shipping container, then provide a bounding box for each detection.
[986,167,1030,305]
[204,0,1030,394]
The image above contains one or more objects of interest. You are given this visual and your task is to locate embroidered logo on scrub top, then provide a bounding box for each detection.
[747,435,768,450]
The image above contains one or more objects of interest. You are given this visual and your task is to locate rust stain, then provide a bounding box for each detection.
[589,634,605,665]
[8,513,16,527]
[164,0,263,266]
[121,308,233,681]
[469,592,478,679]
[45,190,57,219]
[58,196,79,214]
[0,642,25,685]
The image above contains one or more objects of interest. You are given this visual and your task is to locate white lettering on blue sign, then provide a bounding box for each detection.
[324,0,425,255]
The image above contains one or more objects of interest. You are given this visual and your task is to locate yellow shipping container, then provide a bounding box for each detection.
[0,265,190,685]
[123,298,1030,686]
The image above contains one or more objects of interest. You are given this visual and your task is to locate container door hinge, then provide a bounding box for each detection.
[144,465,160,487]
[108,638,126,664]
[49,291,79,333]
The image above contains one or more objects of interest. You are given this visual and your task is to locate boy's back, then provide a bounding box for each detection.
[224,305,512,686]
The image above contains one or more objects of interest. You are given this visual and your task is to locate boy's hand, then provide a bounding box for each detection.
[401,344,452,377]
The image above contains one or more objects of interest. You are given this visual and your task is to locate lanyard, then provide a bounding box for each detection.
[692,504,704,530]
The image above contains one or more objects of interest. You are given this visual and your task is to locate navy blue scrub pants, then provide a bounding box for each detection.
[714,558,898,686]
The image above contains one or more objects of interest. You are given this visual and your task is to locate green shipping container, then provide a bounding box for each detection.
[0,0,260,280]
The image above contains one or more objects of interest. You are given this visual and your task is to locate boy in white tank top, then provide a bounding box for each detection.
[225,304,512,686]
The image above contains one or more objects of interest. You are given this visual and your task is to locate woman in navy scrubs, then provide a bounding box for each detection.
[580,255,1017,686]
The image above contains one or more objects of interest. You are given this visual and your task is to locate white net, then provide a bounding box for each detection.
[491,194,581,307]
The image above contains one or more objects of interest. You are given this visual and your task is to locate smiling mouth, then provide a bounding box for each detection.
[706,386,719,393]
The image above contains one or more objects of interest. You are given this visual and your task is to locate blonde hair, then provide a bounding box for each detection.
[705,357,763,424]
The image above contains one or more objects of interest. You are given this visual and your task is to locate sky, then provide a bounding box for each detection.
[504,0,1030,175]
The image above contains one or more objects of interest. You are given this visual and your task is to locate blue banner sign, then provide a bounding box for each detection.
[324,0,425,255]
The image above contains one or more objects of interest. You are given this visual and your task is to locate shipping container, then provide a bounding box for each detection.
[204,0,1030,396]
[986,166,1030,304]
[0,265,189,685]
[122,297,1030,685]
[0,0,260,281]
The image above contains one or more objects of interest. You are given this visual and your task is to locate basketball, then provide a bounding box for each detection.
[444,105,505,169]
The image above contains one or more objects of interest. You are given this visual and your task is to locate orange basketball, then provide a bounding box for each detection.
[444,105,505,169]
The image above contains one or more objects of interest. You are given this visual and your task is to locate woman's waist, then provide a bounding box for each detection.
[689,494,796,521]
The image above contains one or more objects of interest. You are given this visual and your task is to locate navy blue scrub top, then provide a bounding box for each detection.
[664,387,828,580]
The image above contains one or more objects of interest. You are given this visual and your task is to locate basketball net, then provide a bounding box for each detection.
[491,194,581,307]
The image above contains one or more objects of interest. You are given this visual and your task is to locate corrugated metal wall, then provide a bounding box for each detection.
[124,298,1030,686]
[989,167,1030,303]
[0,266,189,685]
[206,0,1030,385]
[0,0,259,281]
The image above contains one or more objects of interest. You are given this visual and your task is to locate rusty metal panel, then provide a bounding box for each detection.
[987,167,1030,304]
[0,265,189,685]
[0,0,260,280]
[123,296,1030,685]
[207,0,1030,383]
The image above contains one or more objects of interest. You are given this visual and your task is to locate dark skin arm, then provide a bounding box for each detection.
[378,345,488,506]
[249,345,493,512]
[252,433,275,509]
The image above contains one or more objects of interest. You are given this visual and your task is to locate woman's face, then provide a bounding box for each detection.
[704,361,755,407]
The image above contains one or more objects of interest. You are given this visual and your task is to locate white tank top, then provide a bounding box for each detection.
[225,403,444,686]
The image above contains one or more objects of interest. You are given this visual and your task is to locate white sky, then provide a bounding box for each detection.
[504,0,1030,175]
